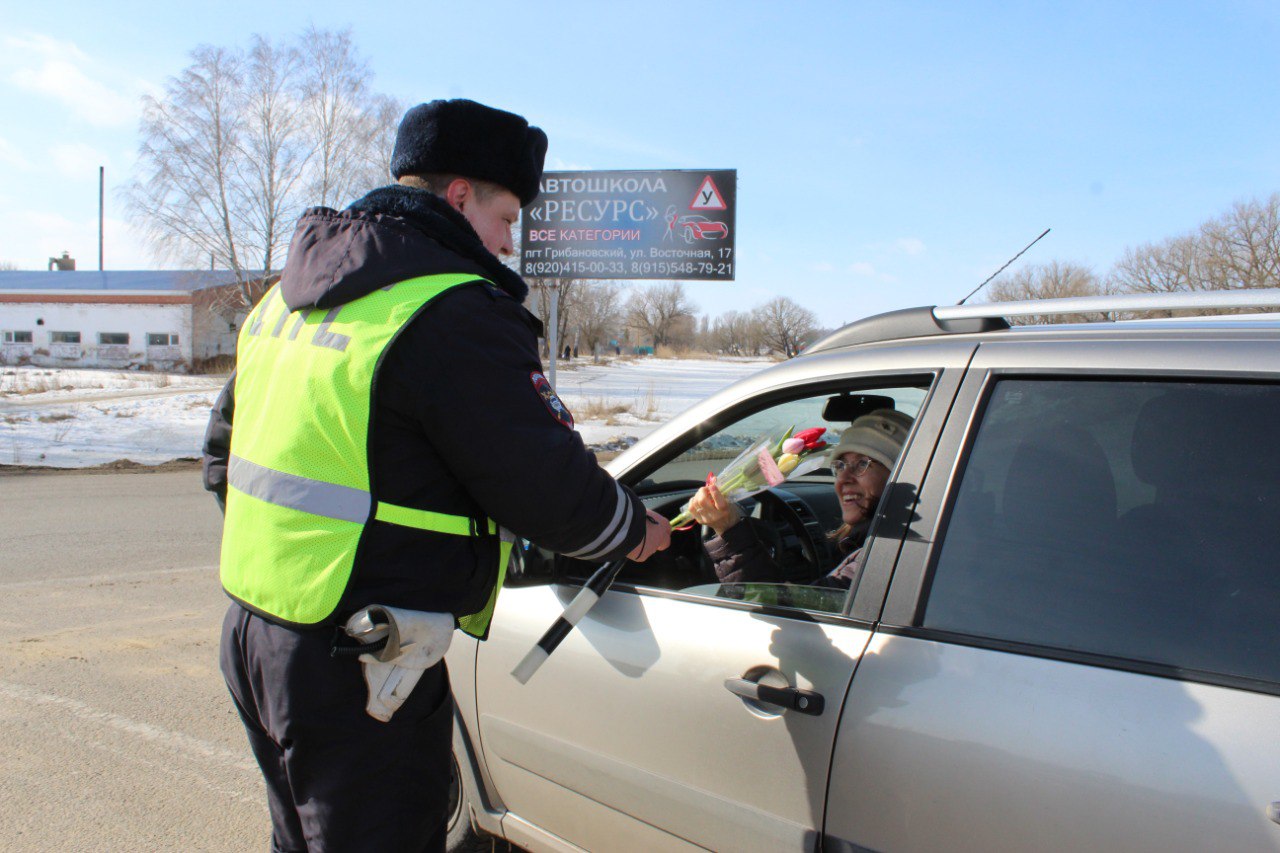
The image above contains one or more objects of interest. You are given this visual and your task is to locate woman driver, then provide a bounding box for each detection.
[685,409,913,589]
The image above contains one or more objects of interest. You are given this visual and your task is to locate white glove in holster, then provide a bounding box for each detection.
[342,605,455,722]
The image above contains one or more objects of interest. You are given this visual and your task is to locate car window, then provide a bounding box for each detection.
[646,387,926,487]
[924,378,1280,686]
[607,383,928,615]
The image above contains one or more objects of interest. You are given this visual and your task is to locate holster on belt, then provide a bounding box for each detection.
[341,605,455,722]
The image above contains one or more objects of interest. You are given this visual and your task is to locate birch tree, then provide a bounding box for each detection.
[234,35,309,278]
[125,29,401,304]
[127,46,250,295]
[300,27,376,208]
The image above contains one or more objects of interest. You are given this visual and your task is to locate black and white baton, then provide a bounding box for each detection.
[511,556,627,684]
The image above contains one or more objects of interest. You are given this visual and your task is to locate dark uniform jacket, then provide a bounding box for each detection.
[203,184,648,623]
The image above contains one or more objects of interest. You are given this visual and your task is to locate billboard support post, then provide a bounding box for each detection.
[547,280,560,387]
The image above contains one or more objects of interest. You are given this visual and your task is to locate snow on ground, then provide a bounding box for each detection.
[0,357,769,468]
[551,356,767,448]
[0,368,228,467]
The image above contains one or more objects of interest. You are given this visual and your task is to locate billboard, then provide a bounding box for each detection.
[520,169,736,281]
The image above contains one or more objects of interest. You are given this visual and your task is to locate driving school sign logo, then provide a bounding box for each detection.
[690,175,727,210]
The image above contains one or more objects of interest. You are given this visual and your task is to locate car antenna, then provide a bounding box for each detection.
[957,228,1051,305]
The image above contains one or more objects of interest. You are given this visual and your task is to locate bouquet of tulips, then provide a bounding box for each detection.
[668,426,831,529]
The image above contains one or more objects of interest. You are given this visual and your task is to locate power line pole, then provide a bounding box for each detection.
[98,166,105,271]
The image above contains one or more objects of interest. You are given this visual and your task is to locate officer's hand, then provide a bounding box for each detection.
[626,509,672,562]
[686,478,742,537]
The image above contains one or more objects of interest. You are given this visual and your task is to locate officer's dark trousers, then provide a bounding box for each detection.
[220,603,453,853]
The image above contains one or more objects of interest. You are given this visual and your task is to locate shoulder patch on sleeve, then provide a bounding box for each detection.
[530,371,574,429]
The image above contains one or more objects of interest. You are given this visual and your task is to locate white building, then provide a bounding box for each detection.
[0,271,269,371]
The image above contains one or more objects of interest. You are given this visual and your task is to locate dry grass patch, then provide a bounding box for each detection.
[574,397,633,421]
[654,345,714,359]
[37,413,75,423]
[1,374,57,396]
[573,388,661,424]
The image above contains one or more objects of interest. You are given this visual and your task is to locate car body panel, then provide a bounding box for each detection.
[827,633,1280,852]
[474,583,873,852]
[967,329,1280,374]
[501,813,591,853]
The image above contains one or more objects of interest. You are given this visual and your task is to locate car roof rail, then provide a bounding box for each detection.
[806,306,1010,354]
[935,288,1280,322]
[806,288,1280,354]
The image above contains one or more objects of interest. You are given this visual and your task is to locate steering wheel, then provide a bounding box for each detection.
[753,489,825,583]
[690,489,823,585]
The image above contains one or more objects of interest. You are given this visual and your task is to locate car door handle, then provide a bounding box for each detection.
[1269,802,1280,826]
[724,678,825,716]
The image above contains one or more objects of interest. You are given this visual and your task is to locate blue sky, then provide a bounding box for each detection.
[2,1,1278,325]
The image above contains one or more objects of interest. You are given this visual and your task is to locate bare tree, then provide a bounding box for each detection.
[125,29,399,305]
[1108,194,1280,316]
[127,46,250,296]
[625,282,697,349]
[709,310,752,355]
[1111,236,1205,296]
[988,261,1106,324]
[234,35,309,277]
[300,27,376,209]
[358,93,404,192]
[667,313,698,349]
[1112,194,1280,295]
[753,296,817,357]
[1197,194,1280,291]
[526,280,581,357]
[0,261,20,271]
[575,281,626,356]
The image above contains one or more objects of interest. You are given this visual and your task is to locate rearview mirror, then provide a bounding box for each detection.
[823,393,896,422]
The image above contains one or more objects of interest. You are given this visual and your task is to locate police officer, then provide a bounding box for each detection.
[203,99,670,852]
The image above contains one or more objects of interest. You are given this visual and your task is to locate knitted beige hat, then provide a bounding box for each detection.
[827,409,914,470]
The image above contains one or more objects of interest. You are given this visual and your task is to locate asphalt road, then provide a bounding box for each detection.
[0,469,269,851]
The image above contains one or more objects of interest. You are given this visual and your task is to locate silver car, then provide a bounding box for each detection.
[446,292,1280,852]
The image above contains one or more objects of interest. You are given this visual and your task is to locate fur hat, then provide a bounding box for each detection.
[390,99,548,207]
[828,409,915,471]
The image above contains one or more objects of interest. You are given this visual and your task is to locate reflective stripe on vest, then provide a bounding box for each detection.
[229,454,497,534]
[220,274,511,635]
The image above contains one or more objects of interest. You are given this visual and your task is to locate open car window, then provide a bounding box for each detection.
[556,381,931,616]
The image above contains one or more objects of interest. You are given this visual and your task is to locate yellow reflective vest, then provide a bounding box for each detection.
[220,274,512,637]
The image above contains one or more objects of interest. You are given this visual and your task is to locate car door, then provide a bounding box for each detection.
[826,336,1280,852]
[472,344,973,852]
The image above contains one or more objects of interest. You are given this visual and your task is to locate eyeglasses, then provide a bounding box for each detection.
[831,457,876,477]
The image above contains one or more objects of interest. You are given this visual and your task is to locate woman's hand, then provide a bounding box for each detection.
[686,477,742,537]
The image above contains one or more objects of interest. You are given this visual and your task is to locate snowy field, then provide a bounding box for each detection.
[0,357,770,468]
